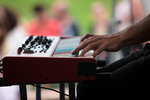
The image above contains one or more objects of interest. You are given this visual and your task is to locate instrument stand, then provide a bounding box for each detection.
[19,85,27,100]
[19,83,76,100]
[60,83,65,100]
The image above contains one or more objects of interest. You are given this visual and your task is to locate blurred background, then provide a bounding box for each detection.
[0,0,146,100]
[0,0,112,36]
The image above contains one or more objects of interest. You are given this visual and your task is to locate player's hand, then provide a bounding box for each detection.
[72,33,122,57]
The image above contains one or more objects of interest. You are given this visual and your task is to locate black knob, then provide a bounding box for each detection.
[28,35,33,41]
[40,36,43,40]
[25,40,29,45]
[38,39,42,44]
[42,40,47,45]
[31,41,35,45]
[22,44,25,47]
[44,37,47,40]
[35,36,40,41]
[46,45,49,49]
[48,39,52,44]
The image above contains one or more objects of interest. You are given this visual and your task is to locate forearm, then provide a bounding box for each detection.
[119,14,150,48]
[72,14,150,57]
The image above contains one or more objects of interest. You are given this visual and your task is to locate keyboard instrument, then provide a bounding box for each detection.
[2,36,97,85]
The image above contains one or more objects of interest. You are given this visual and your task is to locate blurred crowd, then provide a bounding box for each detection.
[0,0,145,100]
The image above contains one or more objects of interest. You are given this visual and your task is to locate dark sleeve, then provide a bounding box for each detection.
[112,54,150,82]
[97,51,140,73]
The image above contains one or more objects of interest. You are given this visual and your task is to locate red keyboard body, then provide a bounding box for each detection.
[3,36,97,85]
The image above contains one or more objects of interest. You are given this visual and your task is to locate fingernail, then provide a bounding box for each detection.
[71,49,74,52]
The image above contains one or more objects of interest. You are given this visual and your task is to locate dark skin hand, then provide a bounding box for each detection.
[72,14,150,57]
[72,33,122,57]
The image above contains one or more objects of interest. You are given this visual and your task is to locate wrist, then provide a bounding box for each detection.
[119,25,135,48]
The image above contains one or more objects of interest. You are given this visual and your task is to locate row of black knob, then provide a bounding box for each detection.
[17,36,52,54]
[24,36,52,46]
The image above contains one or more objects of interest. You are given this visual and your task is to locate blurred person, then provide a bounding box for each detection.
[50,0,79,36]
[0,6,26,57]
[116,0,144,32]
[115,0,144,56]
[90,2,109,35]
[131,0,144,23]
[90,2,109,61]
[26,5,62,36]
[0,6,25,100]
